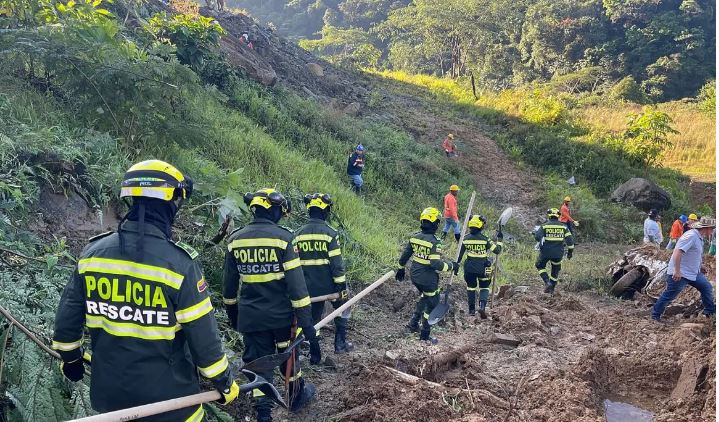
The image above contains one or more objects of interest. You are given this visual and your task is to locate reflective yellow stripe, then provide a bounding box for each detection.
[549,275,559,281]
[300,258,330,266]
[241,273,284,283]
[253,389,266,397]
[78,258,184,289]
[467,253,487,258]
[52,339,83,351]
[538,269,547,274]
[550,260,562,265]
[284,258,301,271]
[276,340,290,348]
[286,370,303,382]
[328,248,342,257]
[478,287,491,291]
[85,315,179,340]
[495,242,504,247]
[199,355,229,379]
[410,238,433,248]
[185,406,204,422]
[428,254,441,259]
[176,297,213,324]
[291,296,311,308]
[228,238,288,251]
[423,288,440,297]
[463,240,486,245]
[567,245,575,249]
[294,234,333,243]
[333,275,346,283]
[565,232,573,237]
[545,225,567,230]
[466,286,478,291]
[423,312,430,319]
[412,257,430,265]
[223,297,237,305]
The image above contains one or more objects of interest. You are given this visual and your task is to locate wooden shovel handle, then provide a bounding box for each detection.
[68,391,221,421]
[314,270,394,330]
[310,293,340,303]
[445,191,476,288]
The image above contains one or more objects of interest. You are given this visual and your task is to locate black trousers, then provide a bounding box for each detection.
[242,327,303,411]
[464,272,491,310]
[310,300,346,329]
[410,283,440,331]
[535,253,562,283]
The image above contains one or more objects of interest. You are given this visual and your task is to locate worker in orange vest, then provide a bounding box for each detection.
[442,185,461,241]
[442,134,457,158]
[667,214,688,250]
[559,196,579,236]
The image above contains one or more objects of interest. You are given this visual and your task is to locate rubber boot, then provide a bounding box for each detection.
[419,328,438,345]
[478,300,487,319]
[467,290,476,316]
[334,320,355,353]
[547,279,557,295]
[290,381,316,413]
[454,233,461,242]
[540,273,551,293]
[309,339,321,365]
[256,407,272,422]
[406,310,421,333]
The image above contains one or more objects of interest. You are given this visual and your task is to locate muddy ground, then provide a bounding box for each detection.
[241,278,715,422]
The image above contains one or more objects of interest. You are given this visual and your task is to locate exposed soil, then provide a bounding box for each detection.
[258,278,716,422]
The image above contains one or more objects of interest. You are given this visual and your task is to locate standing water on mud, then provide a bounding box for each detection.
[604,399,654,422]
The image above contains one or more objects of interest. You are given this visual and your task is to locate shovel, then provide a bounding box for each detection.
[427,191,477,325]
[489,207,513,309]
[67,369,286,422]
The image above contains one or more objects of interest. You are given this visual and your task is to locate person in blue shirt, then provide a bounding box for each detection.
[346,144,365,193]
[652,217,716,321]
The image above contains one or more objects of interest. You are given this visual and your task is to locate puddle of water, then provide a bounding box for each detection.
[603,399,654,422]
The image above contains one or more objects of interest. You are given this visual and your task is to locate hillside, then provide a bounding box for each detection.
[0,1,715,422]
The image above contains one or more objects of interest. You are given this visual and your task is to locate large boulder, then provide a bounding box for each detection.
[610,177,671,211]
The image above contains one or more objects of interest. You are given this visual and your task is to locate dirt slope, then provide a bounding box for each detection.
[206,8,542,225]
[278,282,714,422]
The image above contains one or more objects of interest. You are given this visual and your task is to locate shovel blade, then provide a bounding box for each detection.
[427,302,449,326]
[239,370,287,409]
[240,334,305,373]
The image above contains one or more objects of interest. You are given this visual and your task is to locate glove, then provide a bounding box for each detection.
[60,358,84,382]
[567,249,573,260]
[395,268,406,281]
[496,231,504,241]
[573,221,580,227]
[225,303,238,331]
[485,266,493,276]
[216,380,240,405]
[301,325,317,341]
[338,289,349,301]
[452,261,460,275]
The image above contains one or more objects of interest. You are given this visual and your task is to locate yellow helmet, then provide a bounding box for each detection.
[468,214,486,229]
[244,188,291,214]
[563,196,571,202]
[420,207,441,223]
[120,160,192,201]
[688,213,699,221]
[449,184,460,191]
[303,193,333,210]
[547,208,560,219]
[448,133,454,139]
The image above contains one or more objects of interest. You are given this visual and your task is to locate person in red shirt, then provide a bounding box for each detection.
[442,185,461,241]
[442,134,457,158]
[559,196,579,236]
[667,214,688,250]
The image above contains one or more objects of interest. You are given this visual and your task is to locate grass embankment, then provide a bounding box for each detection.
[371,70,711,238]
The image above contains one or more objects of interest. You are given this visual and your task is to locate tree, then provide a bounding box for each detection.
[622,108,678,166]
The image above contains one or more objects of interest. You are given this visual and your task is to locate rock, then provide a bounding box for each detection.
[671,357,707,400]
[610,177,671,211]
[305,62,324,77]
[496,285,512,299]
[549,325,560,336]
[343,102,361,116]
[491,332,521,347]
[513,286,530,294]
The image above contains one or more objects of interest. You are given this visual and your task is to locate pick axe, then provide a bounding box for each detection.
[427,191,476,325]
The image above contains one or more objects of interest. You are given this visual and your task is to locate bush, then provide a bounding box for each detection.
[622,108,677,166]
[147,12,226,70]
[607,76,648,104]
[698,80,715,116]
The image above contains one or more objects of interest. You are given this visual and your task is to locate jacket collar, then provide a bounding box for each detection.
[251,217,278,225]
[119,220,169,240]
[308,218,327,225]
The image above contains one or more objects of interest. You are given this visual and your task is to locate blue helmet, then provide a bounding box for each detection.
[356,144,365,152]
[679,214,688,223]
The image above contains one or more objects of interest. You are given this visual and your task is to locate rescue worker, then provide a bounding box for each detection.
[442,185,461,241]
[294,193,353,366]
[223,188,316,422]
[442,133,457,158]
[667,214,688,250]
[535,208,575,294]
[559,196,579,236]
[643,209,663,245]
[396,207,459,344]
[52,160,239,422]
[457,215,503,318]
[684,213,699,232]
[347,144,365,193]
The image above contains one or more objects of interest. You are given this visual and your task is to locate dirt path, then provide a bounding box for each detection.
[269,280,715,422]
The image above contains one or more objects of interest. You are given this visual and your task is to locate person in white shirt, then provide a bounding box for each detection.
[643,209,663,245]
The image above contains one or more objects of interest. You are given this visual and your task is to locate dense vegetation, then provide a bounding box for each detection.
[233,0,715,101]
